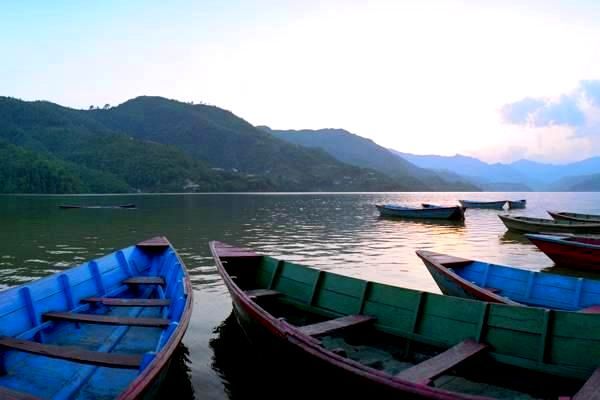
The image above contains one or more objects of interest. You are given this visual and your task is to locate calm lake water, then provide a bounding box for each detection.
[2,192,600,398]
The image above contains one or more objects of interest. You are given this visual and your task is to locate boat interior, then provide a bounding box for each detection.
[0,238,187,399]
[220,249,599,399]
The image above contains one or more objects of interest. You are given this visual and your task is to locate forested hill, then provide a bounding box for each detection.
[263,127,479,191]
[0,96,413,193]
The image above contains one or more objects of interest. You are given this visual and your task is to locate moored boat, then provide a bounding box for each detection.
[376,204,464,220]
[498,214,600,234]
[507,200,526,209]
[548,211,600,223]
[526,233,600,270]
[458,200,506,210]
[211,241,600,399]
[417,250,600,310]
[0,236,192,399]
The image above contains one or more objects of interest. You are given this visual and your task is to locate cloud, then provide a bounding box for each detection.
[581,80,600,107]
[501,91,586,128]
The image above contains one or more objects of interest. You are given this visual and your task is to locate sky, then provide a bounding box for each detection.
[2,0,600,163]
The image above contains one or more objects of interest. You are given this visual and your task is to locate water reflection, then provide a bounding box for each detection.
[499,231,534,245]
[157,344,194,399]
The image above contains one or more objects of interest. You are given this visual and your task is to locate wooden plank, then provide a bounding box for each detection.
[136,236,170,248]
[122,276,165,285]
[81,297,171,307]
[0,337,142,369]
[573,368,600,400]
[580,305,600,314]
[245,289,281,299]
[395,340,488,384]
[0,386,41,400]
[43,312,169,327]
[298,315,375,337]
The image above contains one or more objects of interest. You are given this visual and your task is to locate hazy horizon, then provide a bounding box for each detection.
[2,0,600,163]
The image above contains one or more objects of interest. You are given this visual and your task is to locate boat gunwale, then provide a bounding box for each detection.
[548,211,600,223]
[525,233,600,250]
[499,214,600,228]
[209,241,505,400]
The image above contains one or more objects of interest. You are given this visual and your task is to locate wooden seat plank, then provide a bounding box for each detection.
[122,276,165,286]
[0,337,142,369]
[395,340,488,385]
[82,297,171,307]
[0,386,41,400]
[136,236,170,248]
[573,367,600,400]
[579,305,600,314]
[43,312,169,327]
[298,315,375,337]
[245,289,281,299]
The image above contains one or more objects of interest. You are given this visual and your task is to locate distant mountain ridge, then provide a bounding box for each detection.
[261,127,479,191]
[392,150,600,191]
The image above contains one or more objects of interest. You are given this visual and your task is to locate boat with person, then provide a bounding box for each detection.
[376,204,464,220]
[526,233,600,270]
[0,236,192,399]
[417,249,600,310]
[498,214,600,234]
[211,241,600,399]
[59,204,137,209]
[458,200,506,210]
[548,211,600,223]
[507,200,526,209]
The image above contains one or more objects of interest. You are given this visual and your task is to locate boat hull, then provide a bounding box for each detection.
[212,241,600,399]
[376,205,464,220]
[526,234,600,271]
[418,249,600,310]
[458,200,506,210]
[0,237,192,399]
[499,214,600,234]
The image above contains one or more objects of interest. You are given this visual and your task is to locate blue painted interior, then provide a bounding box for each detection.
[454,261,600,310]
[0,243,188,399]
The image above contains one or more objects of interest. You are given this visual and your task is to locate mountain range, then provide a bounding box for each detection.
[0,96,470,193]
[2,95,599,194]
[394,152,600,191]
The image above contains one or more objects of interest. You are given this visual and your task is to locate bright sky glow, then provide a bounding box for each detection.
[2,0,600,163]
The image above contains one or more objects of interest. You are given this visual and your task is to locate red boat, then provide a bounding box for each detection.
[526,233,600,270]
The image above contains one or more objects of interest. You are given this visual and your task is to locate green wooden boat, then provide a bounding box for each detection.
[211,241,600,399]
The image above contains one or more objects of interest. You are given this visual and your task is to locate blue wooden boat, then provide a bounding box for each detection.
[458,200,506,209]
[376,204,464,220]
[0,236,192,399]
[417,250,600,311]
[507,199,526,209]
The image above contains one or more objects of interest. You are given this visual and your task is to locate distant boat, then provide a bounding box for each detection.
[526,233,600,270]
[0,236,192,399]
[59,204,136,209]
[548,210,600,223]
[458,200,506,209]
[507,199,526,209]
[211,241,600,399]
[498,214,600,234]
[376,204,464,220]
[417,250,600,311]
